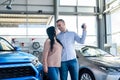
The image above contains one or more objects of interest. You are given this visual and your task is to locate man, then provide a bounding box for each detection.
[56,19,87,80]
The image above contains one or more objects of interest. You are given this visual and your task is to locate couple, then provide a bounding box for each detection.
[42,19,87,80]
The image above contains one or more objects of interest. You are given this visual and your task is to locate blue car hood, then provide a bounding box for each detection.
[0,51,35,63]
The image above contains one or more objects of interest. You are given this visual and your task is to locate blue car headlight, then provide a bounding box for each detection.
[32,58,42,68]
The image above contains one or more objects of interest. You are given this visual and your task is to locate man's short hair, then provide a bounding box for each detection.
[56,19,65,23]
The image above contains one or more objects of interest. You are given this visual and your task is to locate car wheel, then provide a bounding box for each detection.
[79,69,95,80]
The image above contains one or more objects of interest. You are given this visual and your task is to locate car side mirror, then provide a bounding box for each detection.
[14,46,21,51]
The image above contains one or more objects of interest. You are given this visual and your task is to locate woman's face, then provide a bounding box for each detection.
[55,27,60,35]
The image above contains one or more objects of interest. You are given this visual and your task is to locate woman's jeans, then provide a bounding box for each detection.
[48,67,59,80]
[59,58,78,80]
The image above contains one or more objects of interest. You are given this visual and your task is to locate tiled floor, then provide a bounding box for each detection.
[67,72,71,80]
[59,72,71,80]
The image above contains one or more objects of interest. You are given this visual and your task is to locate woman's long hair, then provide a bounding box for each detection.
[46,26,63,51]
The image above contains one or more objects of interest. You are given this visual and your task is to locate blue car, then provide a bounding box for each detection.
[0,37,43,80]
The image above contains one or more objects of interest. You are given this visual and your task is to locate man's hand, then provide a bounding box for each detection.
[81,23,87,31]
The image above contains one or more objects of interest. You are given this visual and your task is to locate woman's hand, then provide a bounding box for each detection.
[43,66,48,73]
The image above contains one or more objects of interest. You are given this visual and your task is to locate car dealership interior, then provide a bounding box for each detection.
[0,0,120,80]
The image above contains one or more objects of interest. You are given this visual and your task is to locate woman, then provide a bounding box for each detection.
[42,26,63,80]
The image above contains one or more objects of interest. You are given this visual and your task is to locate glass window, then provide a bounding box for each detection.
[0,14,52,36]
[78,16,97,35]
[78,16,97,45]
[105,0,112,3]
[82,47,111,57]
[58,16,77,32]
[111,9,120,54]
[0,38,14,51]
[85,36,97,46]
[60,0,96,6]
[0,28,26,35]
[60,0,77,6]
[58,16,97,46]
[78,0,96,6]
[19,24,48,36]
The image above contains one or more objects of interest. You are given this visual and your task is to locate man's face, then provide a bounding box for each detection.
[56,21,66,32]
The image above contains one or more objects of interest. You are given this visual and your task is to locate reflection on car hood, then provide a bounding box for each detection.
[88,57,120,67]
[0,51,35,63]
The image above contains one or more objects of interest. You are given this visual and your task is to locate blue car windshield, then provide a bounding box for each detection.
[0,38,14,51]
[81,47,113,57]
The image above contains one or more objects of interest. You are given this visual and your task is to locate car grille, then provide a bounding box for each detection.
[0,66,36,79]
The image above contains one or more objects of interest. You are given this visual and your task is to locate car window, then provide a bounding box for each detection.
[81,47,113,57]
[0,38,14,51]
